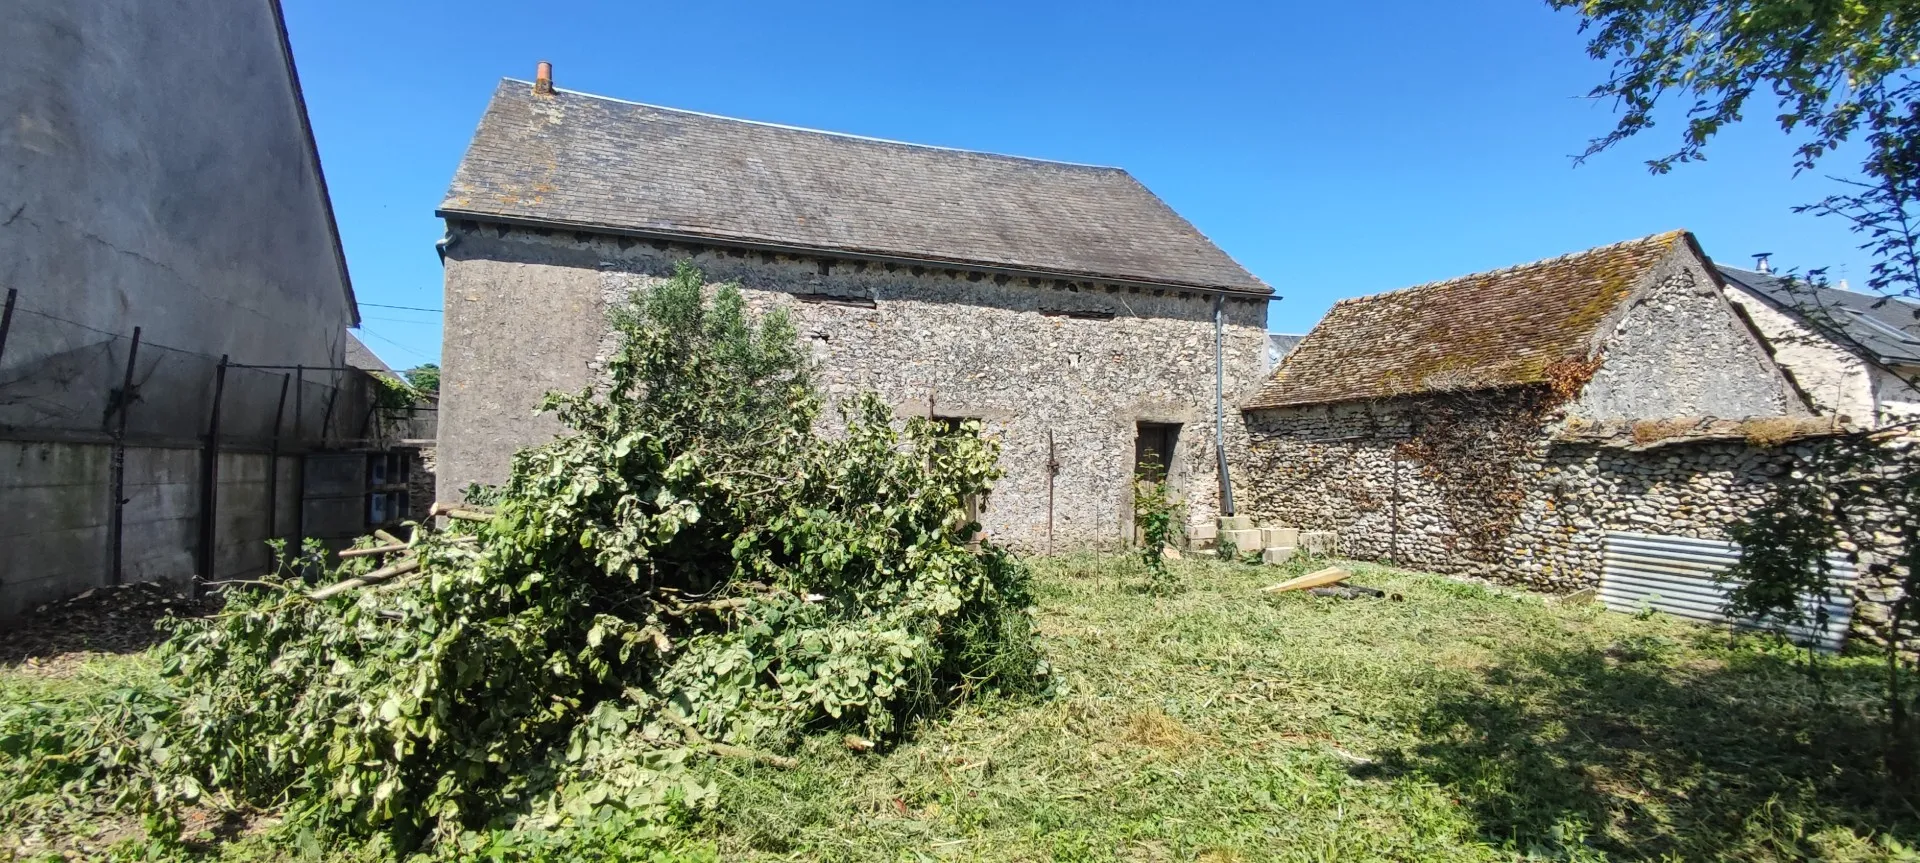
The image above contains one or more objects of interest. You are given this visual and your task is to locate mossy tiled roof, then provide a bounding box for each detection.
[1244,231,1691,410]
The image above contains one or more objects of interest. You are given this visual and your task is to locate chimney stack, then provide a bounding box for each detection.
[534,60,554,95]
[1752,252,1773,274]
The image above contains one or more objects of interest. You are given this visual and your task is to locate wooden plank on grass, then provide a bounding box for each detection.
[1259,567,1352,594]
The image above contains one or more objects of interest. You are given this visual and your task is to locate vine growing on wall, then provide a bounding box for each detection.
[1391,359,1601,561]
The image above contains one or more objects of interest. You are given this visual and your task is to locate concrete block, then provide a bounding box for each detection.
[1218,514,1254,532]
[1261,526,1299,548]
[1188,521,1217,550]
[1262,546,1296,565]
[1300,530,1338,555]
[1220,528,1264,551]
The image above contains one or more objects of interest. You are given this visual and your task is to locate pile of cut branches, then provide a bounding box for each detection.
[72,264,1041,849]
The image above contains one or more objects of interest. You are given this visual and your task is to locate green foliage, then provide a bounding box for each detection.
[1552,0,1920,298]
[404,364,441,397]
[1216,533,1239,563]
[1132,474,1184,595]
[80,262,1041,850]
[369,373,420,412]
[1719,435,1920,784]
[0,659,181,843]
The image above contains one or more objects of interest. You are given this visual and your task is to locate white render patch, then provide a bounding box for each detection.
[1601,530,1857,651]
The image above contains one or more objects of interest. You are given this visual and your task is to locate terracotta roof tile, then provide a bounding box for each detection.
[1244,230,1689,410]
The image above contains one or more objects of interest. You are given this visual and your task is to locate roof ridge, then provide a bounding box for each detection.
[1329,229,1687,309]
[508,79,1128,172]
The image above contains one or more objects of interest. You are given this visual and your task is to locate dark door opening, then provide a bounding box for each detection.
[1134,422,1180,483]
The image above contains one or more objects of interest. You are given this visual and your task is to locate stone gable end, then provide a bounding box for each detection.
[1573,250,1808,420]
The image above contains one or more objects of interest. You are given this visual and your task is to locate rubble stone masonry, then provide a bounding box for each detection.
[438,222,1269,551]
[1242,397,1909,649]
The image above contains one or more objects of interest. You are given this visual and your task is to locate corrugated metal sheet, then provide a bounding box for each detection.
[1600,531,1856,651]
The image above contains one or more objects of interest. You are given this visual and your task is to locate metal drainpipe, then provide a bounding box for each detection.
[1214,294,1235,516]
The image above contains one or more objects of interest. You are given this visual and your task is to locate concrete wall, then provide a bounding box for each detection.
[1574,257,1806,420]
[439,222,1269,550]
[0,0,365,615]
[0,0,352,367]
[0,440,302,618]
[1722,284,1877,424]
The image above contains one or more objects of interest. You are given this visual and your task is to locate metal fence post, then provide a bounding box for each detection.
[0,288,17,367]
[197,356,229,587]
[265,372,291,566]
[107,327,142,586]
[320,380,340,447]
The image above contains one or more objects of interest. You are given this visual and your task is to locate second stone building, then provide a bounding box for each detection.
[434,70,1272,550]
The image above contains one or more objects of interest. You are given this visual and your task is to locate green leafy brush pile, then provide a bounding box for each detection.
[6,263,1042,851]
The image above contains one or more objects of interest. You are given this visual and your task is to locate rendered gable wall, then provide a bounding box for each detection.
[1573,254,1806,420]
[1722,287,1877,424]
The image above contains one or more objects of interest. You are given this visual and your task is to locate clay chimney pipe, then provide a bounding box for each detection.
[534,60,554,95]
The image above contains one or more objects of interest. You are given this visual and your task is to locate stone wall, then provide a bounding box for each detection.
[1240,395,1907,647]
[1240,392,1552,572]
[438,222,1270,551]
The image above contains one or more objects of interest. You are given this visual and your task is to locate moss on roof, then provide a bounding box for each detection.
[1244,230,1691,410]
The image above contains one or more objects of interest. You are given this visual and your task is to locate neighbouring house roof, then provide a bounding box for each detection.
[1266,333,1304,369]
[1244,230,1691,410]
[344,331,393,375]
[1718,266,1920,365]
[439,80,1269,295]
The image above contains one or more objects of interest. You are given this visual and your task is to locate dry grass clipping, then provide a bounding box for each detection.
[1120,707,1205,754]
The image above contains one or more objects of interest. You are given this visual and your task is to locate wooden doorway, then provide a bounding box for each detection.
[1134,422,1180,482]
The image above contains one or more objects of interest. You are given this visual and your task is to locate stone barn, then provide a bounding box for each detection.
[1233,231,1920,642]
[434,69,1272,550]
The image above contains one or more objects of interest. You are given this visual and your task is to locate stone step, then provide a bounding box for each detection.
[1218,514,1254,532]
[1261,527,1299,548]
[1299,530,1338,555]
[1262,545,1297,565]
[1220,528,1264,551]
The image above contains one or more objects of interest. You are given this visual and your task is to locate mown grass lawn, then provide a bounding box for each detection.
[5,554,1915,861]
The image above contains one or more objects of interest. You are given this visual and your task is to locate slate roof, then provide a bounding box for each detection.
[344,331,393,375]
[1266,333,1305,369]
[1245,231,1691,410]
[1718,266,1920,364]
[440,80,1268,295]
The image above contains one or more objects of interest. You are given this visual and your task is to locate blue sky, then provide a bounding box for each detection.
[282,0,1877,370]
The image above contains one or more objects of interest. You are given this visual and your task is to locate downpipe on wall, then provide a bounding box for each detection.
[1215,294,1235,516]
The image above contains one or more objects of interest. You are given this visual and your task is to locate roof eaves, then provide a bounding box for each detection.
[435,208,1278,298]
